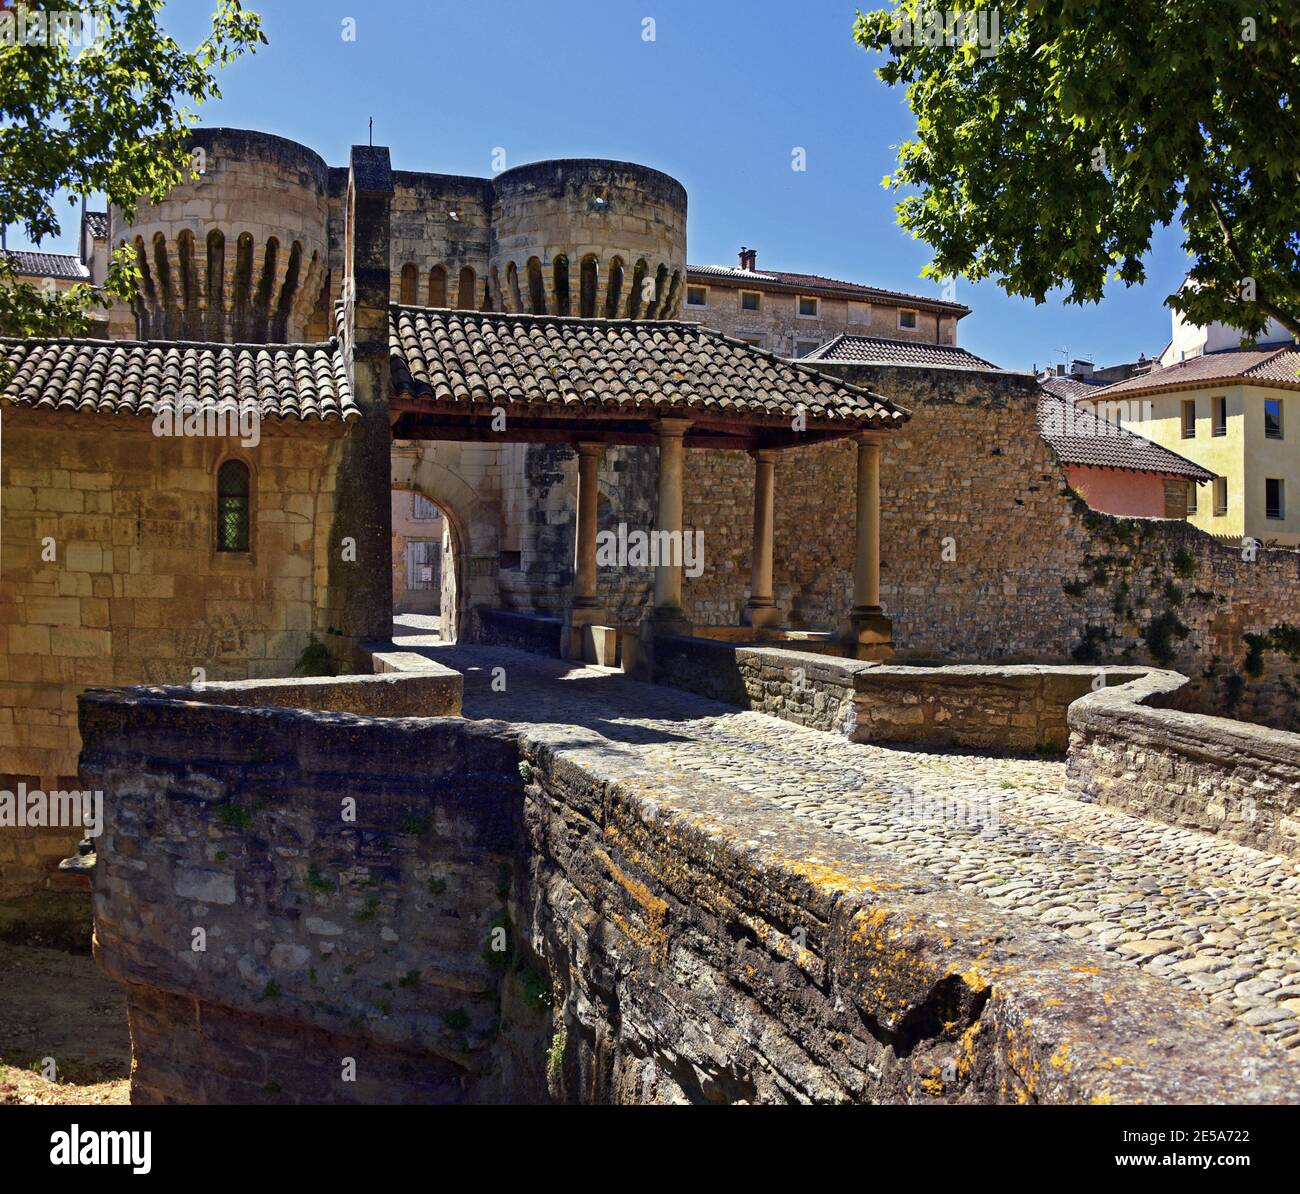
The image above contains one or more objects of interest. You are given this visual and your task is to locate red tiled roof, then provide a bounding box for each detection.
[3,249,90,280]
[1038,393,1214,481]
[800,334,1000,371]
[389,307,910,428]
[1040,375,1104,401]
[0,336,357,423]
[685,263,969,314]
[1093,347,1300,396]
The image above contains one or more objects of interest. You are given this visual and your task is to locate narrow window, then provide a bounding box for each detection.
[686,284,707,307]
[217,460,251,552]
[1266,478,1285,520]
[412,493,439,520]
[798,295,818,318]
[1212,395,1227,436]
[898,308,917,329]
[604,257,625,318]
[399,263,418,304]
[579,256,598,318]
[1186,481,1198,514]
[1265,398,1283,440]
[740,290,760,312]
[1181,399,1196,438]
[457,266,476,309]
[428,264,447,307]
[1213,476,1228,516]
[526,257,546,314]
[794,339,820,357]
[552,255,570,316]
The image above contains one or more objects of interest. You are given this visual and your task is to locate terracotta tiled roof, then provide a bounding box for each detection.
[1094,347,1300,395]
[388,307,910,428]
[3,249,90,280]
[800,334,1000,371]
[1040,375,1104,401]
[1037,393,1213,481]
[83,211,109,240]
[0,336,358,423]
[686,264,969,314]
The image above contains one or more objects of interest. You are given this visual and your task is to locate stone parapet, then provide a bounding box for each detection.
[1067,670,1300,858]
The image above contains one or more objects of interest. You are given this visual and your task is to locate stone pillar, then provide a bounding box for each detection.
[323,145,397,670]
[742,448,782,630]
[562,440,610,660]
[844,434,894,660]
[648,418,693,636]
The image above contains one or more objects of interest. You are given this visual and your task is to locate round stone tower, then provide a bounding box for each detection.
[110,128,330,343]
[489,159,687,319]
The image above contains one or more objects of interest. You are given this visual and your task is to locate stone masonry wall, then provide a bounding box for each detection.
[83,688,550,1104]
[83,671,1297,1104]
[1068,670,1300,859]
[681,364,1300,730]
[0,412,345,896]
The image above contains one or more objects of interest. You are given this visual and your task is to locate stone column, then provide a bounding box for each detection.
[648,418,693,635]
[742,448,782,630]
[844,434,894,660]
[562,440,610,660]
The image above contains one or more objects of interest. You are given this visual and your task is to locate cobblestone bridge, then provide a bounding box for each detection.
[394,623,1300,1055]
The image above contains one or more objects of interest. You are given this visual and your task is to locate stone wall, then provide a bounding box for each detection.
[681,363,1300,730]
[83,669,1299,1104]
[83,686,549,1104]
[479,609,563,658]
[651,636,1152,753]
[1068,670,1300,858]
[0,411,346,896]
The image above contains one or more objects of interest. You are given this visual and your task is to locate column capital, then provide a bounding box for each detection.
[654,417,693,438]
[748,447,780,464]
[574,439,606,457]
[853,430,887,448]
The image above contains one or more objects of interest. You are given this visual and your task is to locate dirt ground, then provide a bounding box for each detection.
[0,898,131,1106]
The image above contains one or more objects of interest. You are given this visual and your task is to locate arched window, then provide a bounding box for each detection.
[526,257,546,314]
[553,255,570,316]
[457,266,476,309]
[505,261,523,311]
[217,459,251,552]
[627,259,648,318]
[579,255,598,317]
[400,262,418,304]
[604,256,624,318]
[428,264,447,306]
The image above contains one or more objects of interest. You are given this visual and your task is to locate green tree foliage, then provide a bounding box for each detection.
[855,1,1300,338]
[0,0,265,338]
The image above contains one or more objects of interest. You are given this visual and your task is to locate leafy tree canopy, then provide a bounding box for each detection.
[0,0,265,338]
[855,1,1300,339]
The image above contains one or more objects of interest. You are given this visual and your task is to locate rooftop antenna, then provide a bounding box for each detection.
[368,117,373,147]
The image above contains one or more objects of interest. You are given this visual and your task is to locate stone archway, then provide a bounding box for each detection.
[391,443,500,642]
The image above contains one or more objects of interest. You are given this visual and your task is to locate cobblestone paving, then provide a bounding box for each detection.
[398,627,1300,1052]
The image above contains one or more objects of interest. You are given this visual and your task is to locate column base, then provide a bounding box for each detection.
[842,608,894,662]
[562,605,609,661]
[647,605,693,638]
[741,602,783,630]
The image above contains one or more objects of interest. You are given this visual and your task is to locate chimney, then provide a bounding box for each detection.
[738,246,756,272]
[1056,364,1065,376]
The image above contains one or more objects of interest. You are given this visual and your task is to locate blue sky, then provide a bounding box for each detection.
[17,0,1191,370]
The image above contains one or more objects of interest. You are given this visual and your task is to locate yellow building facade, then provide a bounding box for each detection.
[1082,351,1300,546]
